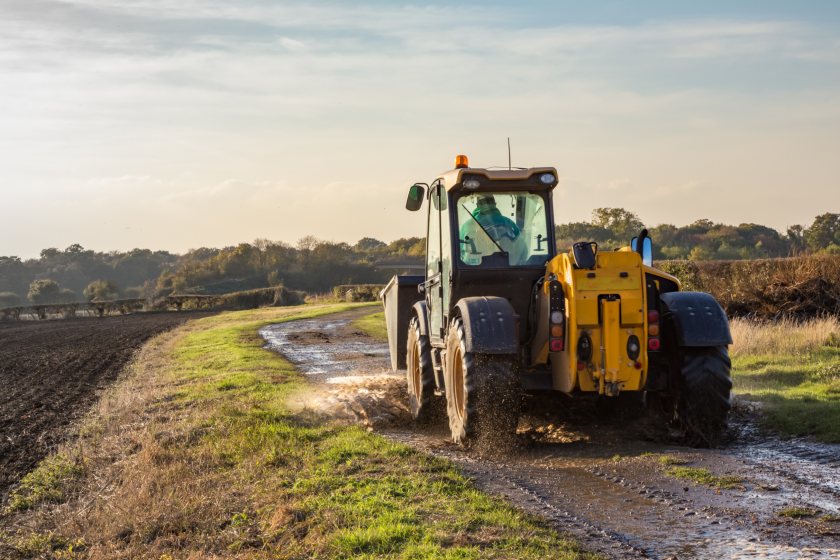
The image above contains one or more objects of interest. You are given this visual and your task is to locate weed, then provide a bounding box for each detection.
[0,531,85,558]
[665,467,742,489]
[657,455,689,466]
[6,454,83,513]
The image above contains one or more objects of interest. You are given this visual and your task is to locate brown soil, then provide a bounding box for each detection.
[0,313,206,496]
[262,309,840,560]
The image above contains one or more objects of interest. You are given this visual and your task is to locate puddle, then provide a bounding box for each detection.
[260,318,389,380]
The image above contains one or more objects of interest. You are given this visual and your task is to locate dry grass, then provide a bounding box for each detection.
[1,304,592,559]
[730,316,840,358]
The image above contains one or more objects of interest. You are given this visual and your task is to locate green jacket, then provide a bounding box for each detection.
[461,207,520,242]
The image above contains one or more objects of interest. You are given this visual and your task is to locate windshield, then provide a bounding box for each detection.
[456,191,550,267]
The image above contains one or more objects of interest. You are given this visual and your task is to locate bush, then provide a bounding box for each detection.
[218,286,305,310]
[0,291,21,308]
[84,279,120,301]
[658,254,840,318]
[27,279,61,304]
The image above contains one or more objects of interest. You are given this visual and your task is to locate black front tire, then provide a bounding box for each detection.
[406,316,436,423]
[444,317,520,448]
[676,346,732,447]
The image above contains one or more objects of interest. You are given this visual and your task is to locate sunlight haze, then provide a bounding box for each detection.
[1,0,838,257]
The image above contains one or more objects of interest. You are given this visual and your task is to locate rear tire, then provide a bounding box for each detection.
[406,316,436,423]
[444,317,520,449]
[676,346,732,447]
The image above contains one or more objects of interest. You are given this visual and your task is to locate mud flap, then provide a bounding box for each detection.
[454,297,519,355]
[660,292,732,347]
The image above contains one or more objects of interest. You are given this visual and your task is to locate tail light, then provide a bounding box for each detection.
[627,335,641,360]
[647,309,660,352]
[548,280,565,352]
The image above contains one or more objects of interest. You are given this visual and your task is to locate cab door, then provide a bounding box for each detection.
[425,182,445,344]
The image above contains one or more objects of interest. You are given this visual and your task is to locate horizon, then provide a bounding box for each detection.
[1,1,838,258]
[1,207,827,260]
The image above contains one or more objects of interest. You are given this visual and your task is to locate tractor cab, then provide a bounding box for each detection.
[405,155,559,346]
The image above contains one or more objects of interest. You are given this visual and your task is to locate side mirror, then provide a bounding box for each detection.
[405,183,427,211]
[631,236,653,267]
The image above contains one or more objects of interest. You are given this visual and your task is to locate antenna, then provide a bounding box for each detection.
[507,137,511,170]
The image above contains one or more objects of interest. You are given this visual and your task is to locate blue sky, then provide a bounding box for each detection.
[0,1,838,257]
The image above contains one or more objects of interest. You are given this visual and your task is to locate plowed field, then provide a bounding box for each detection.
[0,313,201,496]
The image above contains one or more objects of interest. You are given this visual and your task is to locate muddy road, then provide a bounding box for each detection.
[0,313,205,497]
[262,309,840,559]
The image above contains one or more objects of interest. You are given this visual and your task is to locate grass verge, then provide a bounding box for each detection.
[730,317,840,442]
[1,303,594,559]
[351,310,387,341]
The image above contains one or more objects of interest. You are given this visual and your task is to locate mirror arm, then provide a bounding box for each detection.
[636,228,649,260]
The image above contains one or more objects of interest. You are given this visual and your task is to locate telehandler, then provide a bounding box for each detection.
[381,155,732,447]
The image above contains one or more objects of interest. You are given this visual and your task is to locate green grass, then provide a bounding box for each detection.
[664,467,742,489]
[166,305,591,558]
[732,345,840,442]
[352,310,387,341]
[5,454,83,513]
[657,455,689,467]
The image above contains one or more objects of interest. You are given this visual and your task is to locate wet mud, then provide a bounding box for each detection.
[261,309,840,559]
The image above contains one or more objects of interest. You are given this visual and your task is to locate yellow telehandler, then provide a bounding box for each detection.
[381,155,732,447]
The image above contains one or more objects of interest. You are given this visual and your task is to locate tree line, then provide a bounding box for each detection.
[1,211,837,306]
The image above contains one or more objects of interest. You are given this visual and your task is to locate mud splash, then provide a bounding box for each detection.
[261,309,840,560]
[260,317,409,428]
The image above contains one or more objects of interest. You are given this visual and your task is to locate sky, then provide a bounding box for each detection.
[1,0,838,258]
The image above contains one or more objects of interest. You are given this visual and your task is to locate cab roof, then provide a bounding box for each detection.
[437,166,559,194]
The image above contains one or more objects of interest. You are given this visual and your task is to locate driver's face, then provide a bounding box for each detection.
[477,198,495,212]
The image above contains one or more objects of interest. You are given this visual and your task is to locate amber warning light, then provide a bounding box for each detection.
[455,154,469,168]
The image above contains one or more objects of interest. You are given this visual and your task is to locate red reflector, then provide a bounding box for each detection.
[648,310,660,323]
[550,339,564,352]
[634,361,642,369]
[577,360,585,371]
[648,337,661,351]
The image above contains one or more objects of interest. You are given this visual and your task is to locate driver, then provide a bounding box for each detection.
[460,194,527,264]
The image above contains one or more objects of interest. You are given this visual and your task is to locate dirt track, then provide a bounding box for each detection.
[262,309,840,560]
[0,313,203,497]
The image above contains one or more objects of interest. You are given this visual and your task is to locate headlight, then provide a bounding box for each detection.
[463,177,480,189]
[540,173,555,184]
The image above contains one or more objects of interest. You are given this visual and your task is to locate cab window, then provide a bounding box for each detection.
[456,192,550,267]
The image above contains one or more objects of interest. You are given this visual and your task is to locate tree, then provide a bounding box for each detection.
[590,208,645,241]
[57,288,78,304]
[84,279,120,301]
[355,237,387,252]
[28,279,62,304]
[787,225,807,254]
[0,292,21,308]
[804,213,840,252]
